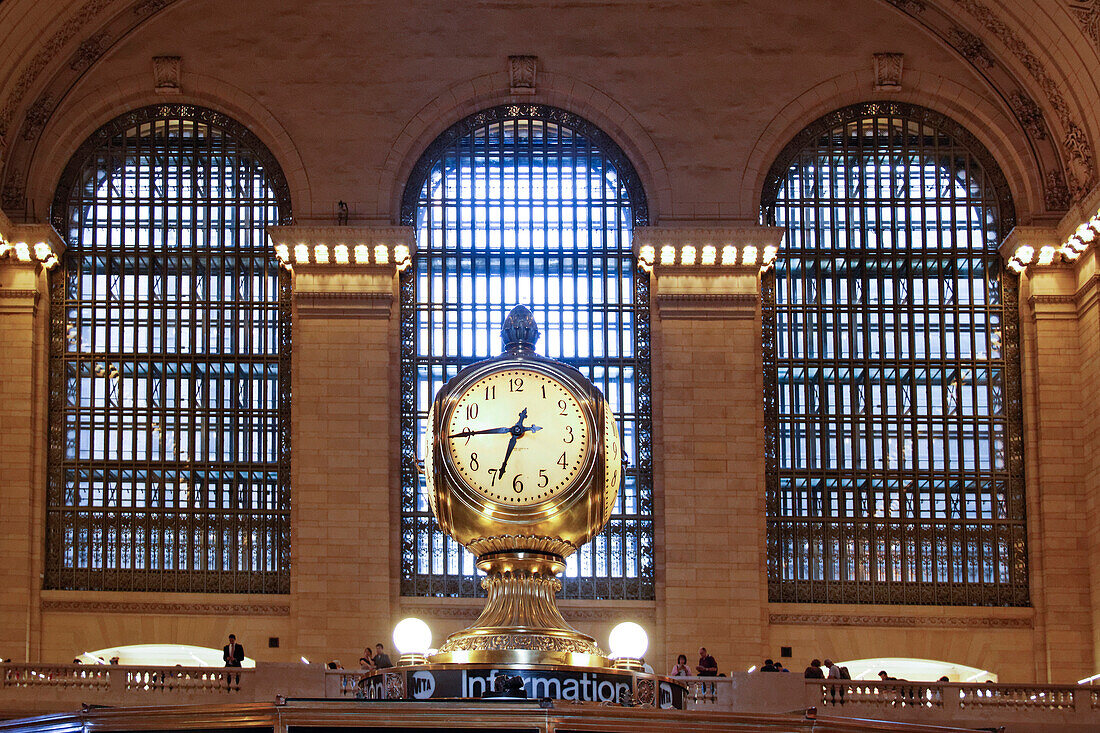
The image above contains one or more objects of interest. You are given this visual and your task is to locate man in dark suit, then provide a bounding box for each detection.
[223,634,244,688]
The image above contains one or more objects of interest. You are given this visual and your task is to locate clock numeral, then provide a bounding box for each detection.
[558,399,568,416]
[509,377,524,392]
[484,385,496,400]
[470,452,479,471]
[512,474,524,493]
[538,469,548,488]
[541,385,546,398]
[487,468,498,487]
[557,451,567,469]
[466,403,479,420]
[563,425,574,444]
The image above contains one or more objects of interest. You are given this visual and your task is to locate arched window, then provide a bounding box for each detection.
[400,105,653,599]
[47,106,291,593]
[761,102,1026,606]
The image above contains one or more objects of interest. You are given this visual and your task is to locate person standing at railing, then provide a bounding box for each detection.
[372,643,393,669]
[696,648,718,676]
[804,659,825,678]
[670,654,691,676]
[223,634,244,690]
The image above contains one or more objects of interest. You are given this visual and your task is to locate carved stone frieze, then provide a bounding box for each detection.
[947,0,1097,196]
[0,0,116,138]
[1009,91,1046,140]
[134,0,177,16]
[2,173,26,212]
[1044,169,1070,210]
[41,600,290,616]
[872,53,904,91]
[769,613,1032,628]
[1069,1,1100,50]
[948,27,995,68]
[885,0,926,11]
[22,95,54,141]
[153,56,182,94]
[69,31,111,72]
[509,55,537,95]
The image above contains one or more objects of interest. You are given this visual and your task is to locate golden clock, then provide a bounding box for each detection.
[424,305,622,665]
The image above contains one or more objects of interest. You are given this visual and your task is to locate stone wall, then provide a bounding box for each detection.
[1,0,1099,685]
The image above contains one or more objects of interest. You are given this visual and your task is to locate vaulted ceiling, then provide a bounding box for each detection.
[0,0,1097,226]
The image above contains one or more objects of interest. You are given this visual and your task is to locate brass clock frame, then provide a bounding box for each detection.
[422,306,621,666]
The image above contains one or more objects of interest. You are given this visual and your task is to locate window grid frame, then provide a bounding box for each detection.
[46,104,293,593]
[760,102,1027,606]
[398,104,654,600]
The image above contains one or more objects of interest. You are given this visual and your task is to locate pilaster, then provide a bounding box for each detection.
[269,225,413,663]
[1006,223,1097,682]
[0,213,62,662]
[638,224,782,672]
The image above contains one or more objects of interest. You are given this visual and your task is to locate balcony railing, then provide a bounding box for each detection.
[4,664,1100,729]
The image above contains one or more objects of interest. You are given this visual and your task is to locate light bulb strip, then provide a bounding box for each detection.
[635,243,780,273]
[272,241,412,271]
[0,238,60,269]
[1009,208,1100,273]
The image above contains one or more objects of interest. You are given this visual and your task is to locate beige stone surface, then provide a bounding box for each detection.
[3,0,1100,688]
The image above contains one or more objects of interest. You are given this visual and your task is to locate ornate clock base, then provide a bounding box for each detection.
[429,551,609,667]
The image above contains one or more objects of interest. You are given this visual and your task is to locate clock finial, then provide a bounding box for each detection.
[501,304,540,352]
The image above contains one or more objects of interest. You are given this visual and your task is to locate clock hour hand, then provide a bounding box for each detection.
[497,408,531,479]
[498,433,518,478]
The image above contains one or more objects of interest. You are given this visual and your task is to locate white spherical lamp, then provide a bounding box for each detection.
[608,622,648,671]
[392,617,433,666]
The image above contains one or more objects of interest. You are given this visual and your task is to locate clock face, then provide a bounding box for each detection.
[444,367,591,506]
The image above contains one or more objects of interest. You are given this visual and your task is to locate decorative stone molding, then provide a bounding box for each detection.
[273,225,412,319]
[0,219,63,269]
[637,225,781,320]
[768,613,1032,629]
[1069,1,1100,51]
[948,26,995,68]
[292,290,393,319]
[152,56,182,95]
[1008,91,1047,141]
[69,32,111,72]
[655,292,759,320]
[1045,170,1071,210]
[872,53,904,91]
[509,55,537,95]
[22,95,55,141]
[885,0,926,12]
[41,600,290,616]
[947,0,1096,196]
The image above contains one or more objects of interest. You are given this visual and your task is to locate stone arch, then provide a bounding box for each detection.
[21,71,311,223]
[741,67,1045,224]
[377,70,671,224]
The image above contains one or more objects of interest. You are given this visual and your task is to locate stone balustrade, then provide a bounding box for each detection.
[681,675,1100,730]
[5,664,1100,730]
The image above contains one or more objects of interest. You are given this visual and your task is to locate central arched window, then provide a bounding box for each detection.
[47,106,291,593]
[762,102,1027,606]
[400,105,653,599]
